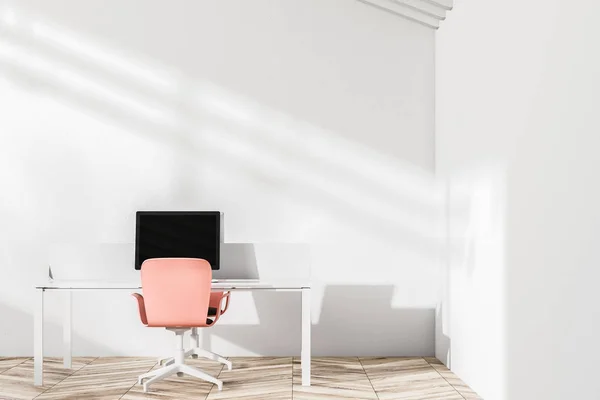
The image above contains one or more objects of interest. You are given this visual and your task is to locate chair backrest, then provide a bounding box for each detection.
[141,258,212,327]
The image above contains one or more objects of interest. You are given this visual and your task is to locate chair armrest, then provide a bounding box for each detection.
[210,291,231,325]
[131,293,148,325]
[209,291,231,315]
[220,291,231,314]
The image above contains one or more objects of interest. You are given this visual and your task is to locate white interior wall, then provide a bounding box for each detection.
[0,0,440,357]
[436,1,600,399]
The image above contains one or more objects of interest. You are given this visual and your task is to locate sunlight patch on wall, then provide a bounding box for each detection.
[0,41,175,126]
[26,20,177,93]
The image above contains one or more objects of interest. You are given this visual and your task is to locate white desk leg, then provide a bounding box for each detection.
[301,288,311,386]
[34,289,44,386]
[64,291,72,369]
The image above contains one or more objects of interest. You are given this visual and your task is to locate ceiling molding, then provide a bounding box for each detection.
[421,0,453,11]
[359,0,454,30]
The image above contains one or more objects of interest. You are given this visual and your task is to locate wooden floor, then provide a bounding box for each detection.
[0,357,481,400]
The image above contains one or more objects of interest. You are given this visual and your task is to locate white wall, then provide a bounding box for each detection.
[436,1,600,399]
[0,0,440,357]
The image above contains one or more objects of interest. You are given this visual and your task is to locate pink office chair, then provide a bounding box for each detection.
[132,258,226,392]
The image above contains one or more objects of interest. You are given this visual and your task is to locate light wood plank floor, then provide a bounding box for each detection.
[0,357,481,400]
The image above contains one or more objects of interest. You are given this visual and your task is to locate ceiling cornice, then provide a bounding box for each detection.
[359,0,454,30]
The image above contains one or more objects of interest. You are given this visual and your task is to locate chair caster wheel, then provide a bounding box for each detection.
[191,354,198,359]
[177,372,184,377]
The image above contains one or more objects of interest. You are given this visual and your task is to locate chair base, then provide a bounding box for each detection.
[139,362,223,393]
[159,348,232,371]
[141,328,223,393]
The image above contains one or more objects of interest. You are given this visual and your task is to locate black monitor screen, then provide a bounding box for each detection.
[135,211,220,270]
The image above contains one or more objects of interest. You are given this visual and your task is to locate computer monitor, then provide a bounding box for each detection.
[135,211,220,270]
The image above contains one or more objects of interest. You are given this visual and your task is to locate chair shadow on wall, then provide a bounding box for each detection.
[313,285,434,356]
[205,285,435,356]
[207,244,435,357]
